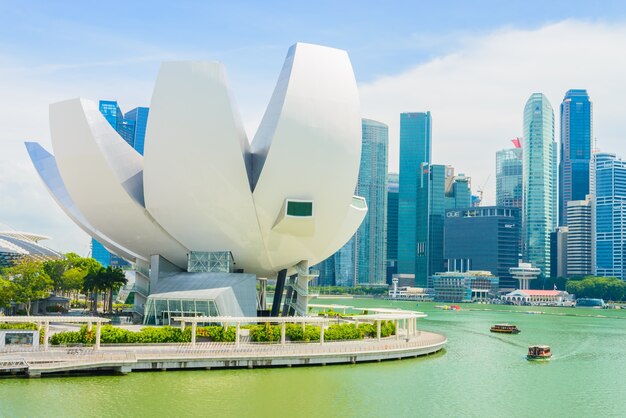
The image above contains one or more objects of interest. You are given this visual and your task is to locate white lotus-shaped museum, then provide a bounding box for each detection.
[26,43,367,283]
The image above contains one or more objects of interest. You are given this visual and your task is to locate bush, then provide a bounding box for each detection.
[285,324,321,342]
[324,323,361,341]
[249,323,281,342]
[196,326,236,342]
[357,323,376,338]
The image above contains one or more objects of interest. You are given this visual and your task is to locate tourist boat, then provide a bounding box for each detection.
[527,345,552,361]
[490,324,520,334]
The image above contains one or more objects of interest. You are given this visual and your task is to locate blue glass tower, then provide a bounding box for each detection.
[559,89,592,226]
[386,173,399,283]
[522,93,556,278]
[593,152,626,280]
[91,100,149,267]
[398,112,431,276]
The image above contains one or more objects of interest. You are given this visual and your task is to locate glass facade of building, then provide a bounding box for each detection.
[431,271,499,303]
[496,147,523,208]
[386,173,399,284]
[313,119,388,286]
[398,112,431,276]
[444,206,521,289]
[416,165,471,287]
[594,153,626,280]
[566,199,592,277]
[91,100,149,267]
[559,89,592,226]
[522,93,556,278]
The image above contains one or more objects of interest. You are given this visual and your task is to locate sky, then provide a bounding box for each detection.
[1,0,626,255]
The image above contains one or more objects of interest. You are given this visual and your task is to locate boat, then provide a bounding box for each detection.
[490,324,520,334]
[527,345,552,361]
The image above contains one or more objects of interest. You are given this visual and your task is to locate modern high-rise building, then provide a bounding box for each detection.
[91,100,149,268]
[593,152,626,280]
[522,93,556,278]
[416,164,471,287]
[386,173,399,284]
[398,112,431,276]
[559,90,593,226]
[314,119,388,286]
[550,226,568,278]
[444,206,521,289]
[496,139,523,208]
[566,198,592,277]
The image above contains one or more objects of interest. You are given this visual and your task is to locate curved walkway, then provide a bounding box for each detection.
[0,331,446,377]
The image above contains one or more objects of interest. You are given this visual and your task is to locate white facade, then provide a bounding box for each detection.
[27,43,366,280]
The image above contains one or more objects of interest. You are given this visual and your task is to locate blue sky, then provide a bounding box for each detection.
[2,1,626,253]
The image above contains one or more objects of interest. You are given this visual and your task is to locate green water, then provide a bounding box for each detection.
[2,299,626,418]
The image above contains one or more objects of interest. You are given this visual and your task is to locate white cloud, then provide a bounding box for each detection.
[359,20,626,204]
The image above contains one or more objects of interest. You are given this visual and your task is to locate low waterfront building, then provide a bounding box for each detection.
[502,289,573,305]
[509,262,540,290]
[431,271,499,303]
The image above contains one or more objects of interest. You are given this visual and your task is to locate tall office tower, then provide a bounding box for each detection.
[559,90,592,226]
[312,119,388,286]
[91,100,149,267]
[354,119,388,286]
[444,206,521,289]
[496,139,523,208]
[416,164,471,287]
[386,173,399,284]
[566,198,592,277]
[398,112,431,276]
[593,152,626,280]
[550,226,568,278]
[522,93,556,278]
[121,107,150,155]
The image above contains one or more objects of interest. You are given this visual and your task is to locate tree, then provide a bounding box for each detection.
[566,276,626,301]
[101,267,127,313]
[6,259,53,315]
[0,276,16,310]
[43,259,70,294]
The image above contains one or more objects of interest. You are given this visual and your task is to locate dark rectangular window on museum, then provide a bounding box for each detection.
[287,201,313,217]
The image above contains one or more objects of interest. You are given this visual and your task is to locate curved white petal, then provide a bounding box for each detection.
[143,62,272,275]
[25,141,141,262]
[310,196,368,266]
[49,98,188,267]
[251,43,363,270]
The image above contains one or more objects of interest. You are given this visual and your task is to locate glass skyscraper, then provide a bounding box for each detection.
[92,100,149,267]
[416,164,471,287]
[496,141,523,208]
[398,112,431,276]
[559,89,592,226]
[593,152,626,280]
[386,173,399,284]
[522,93,556,277]
[313,119,388,286]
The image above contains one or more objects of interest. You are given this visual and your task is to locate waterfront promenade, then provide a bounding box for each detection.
[0,330,446,377]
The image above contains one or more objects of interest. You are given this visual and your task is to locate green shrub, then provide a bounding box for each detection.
[196,326,236,342]
[249,323,281,342]
[381,320,396,337]
[324,323,362,341]
[285,324,321,342]
[357,323,376,338]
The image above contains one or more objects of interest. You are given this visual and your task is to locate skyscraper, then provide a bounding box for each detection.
[398,112,431,276]
[416,164,471,286]
[92,100,149,267]
[386,173,399,284]
[313,119,388,286]
[444,206,521,289]
[496,139,523,208]
[566,198,592,277]
[522,93,556,278]
[559,90,593,226]
[593,152,626,280]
